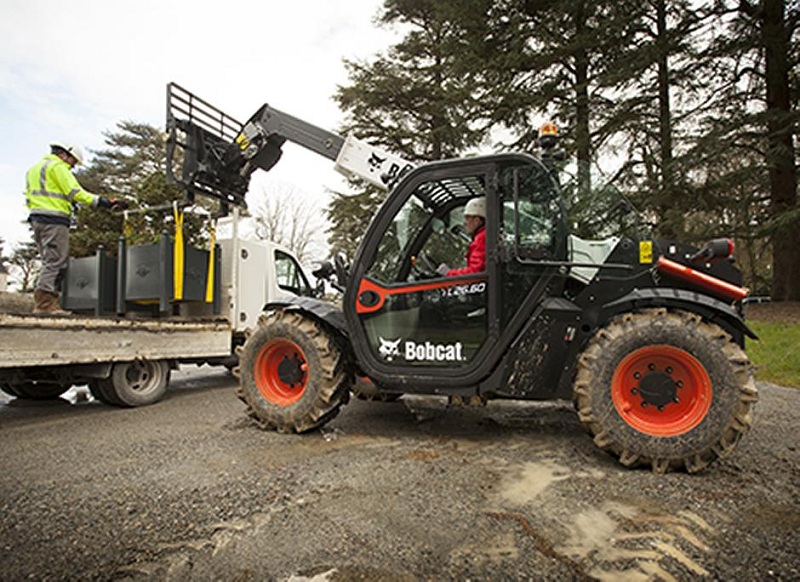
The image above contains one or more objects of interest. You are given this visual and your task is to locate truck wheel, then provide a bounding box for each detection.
[5,382,70,400]
[91,360,170,407]
[88,378,123,406]
[574,308,758,473]
[234,310,352,433]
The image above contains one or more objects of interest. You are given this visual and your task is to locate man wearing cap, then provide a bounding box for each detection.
[444,197,486,276]
[24,142,126,314]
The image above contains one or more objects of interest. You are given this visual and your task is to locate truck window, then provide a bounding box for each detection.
[274,250,311,296]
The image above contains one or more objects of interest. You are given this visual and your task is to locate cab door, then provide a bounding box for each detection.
[344,160,496,389]
[344,155,566,392]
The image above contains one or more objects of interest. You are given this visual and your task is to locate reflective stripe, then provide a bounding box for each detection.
[28,189,70,201]
[32,160,70,201]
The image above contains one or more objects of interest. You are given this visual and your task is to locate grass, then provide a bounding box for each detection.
[746,321,800,388]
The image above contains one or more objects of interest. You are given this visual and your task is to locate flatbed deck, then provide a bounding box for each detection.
[0,314,232,368]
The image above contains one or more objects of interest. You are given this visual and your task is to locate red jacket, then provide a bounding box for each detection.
[447,226,486,276]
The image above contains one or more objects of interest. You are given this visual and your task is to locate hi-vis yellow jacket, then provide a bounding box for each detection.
[25,154,98,220]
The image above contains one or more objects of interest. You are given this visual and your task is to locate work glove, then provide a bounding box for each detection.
[109,198,129,211]
[100,197,129,210]
[436,263,450,276]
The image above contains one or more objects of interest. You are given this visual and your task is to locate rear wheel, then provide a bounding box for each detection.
[90,360,170,407]
[234,310,352,433]
[574,308,758,473]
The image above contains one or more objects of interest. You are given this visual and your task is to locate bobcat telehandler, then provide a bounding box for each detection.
[166,83,757,473]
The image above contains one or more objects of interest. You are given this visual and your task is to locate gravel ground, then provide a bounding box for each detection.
[0,367,797,581]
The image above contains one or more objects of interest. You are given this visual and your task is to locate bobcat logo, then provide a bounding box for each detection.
[378,337,402,361]
[368,153,386,172]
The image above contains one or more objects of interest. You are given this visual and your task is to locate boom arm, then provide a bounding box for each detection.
[166,83,414,207]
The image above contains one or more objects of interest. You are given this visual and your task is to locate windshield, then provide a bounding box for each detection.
[367,175,486,283]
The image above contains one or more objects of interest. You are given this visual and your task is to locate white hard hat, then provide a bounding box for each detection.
[50,141,85,165]
[464,197,486,218]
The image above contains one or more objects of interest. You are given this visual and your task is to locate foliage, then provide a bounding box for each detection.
[249,184,326,264]
[7,240,40,292]
[747,320,800,387]
[327,0,495,256]
[328,0,799,300]
[335,0,491,162]
[326,182,388,260]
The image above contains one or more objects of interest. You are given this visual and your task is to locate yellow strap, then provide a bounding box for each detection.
[123,213,131,242]
[173,206,185,301]
[205,219,216,303]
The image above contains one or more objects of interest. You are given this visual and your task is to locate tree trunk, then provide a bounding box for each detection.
[656,0,681,239]
[574,1,592,197]
[760,0,800,300]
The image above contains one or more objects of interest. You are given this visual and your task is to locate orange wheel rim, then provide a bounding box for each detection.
[611,345,712,437]
[254,339,308,406]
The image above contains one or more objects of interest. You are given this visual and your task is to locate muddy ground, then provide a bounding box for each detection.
[0,367,797,581]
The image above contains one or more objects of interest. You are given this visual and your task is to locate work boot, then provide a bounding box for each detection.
[33,289,71,316]
[32,289,49,314]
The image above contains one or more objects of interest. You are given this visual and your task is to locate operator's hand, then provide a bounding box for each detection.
[109,198,129,211]
[436,263,450,276]
[99,196,128,210]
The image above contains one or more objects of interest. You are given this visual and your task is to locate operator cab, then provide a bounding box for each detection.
[344,153,569,389]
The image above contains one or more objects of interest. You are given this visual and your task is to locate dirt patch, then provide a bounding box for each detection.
[744,301,800,324]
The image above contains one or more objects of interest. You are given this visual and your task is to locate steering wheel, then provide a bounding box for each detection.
[418,251,440,273]
[411,255,437,280]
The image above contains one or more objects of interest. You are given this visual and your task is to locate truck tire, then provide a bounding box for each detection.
[234,310,352,433]
[90,360,170,407]
[88,378,123,406]
[574,308,758,473]
[3,382,70,400]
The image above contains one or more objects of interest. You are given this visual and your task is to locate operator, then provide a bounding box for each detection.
[24,142,127,315]
[439,197,486,276]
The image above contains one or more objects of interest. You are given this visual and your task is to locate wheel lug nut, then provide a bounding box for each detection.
[648,364,656,371]
[633,372,641,379]
[666,367,673,374]
[631,388,638,395]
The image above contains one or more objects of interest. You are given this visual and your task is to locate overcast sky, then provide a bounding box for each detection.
[0,0,391,256]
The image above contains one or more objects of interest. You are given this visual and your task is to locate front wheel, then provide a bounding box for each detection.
[574,308,758,473]
[234,310,352,433]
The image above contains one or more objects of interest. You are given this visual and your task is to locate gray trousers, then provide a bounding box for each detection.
[32,222,70,294]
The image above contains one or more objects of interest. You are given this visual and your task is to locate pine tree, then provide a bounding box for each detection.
[327,0,494,256]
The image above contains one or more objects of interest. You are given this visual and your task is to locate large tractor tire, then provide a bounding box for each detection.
[574,308,758,473]
[89,360,170,407]
[234,310,352,433]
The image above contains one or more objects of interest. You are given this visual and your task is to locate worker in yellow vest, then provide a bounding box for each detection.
[24,142,127,315]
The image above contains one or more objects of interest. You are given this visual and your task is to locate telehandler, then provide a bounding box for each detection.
[166,83,757,473]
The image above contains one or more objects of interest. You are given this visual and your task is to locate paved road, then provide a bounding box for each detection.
[1,367,798,581]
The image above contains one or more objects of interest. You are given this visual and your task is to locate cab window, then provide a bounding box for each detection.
[274,250,311,296]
